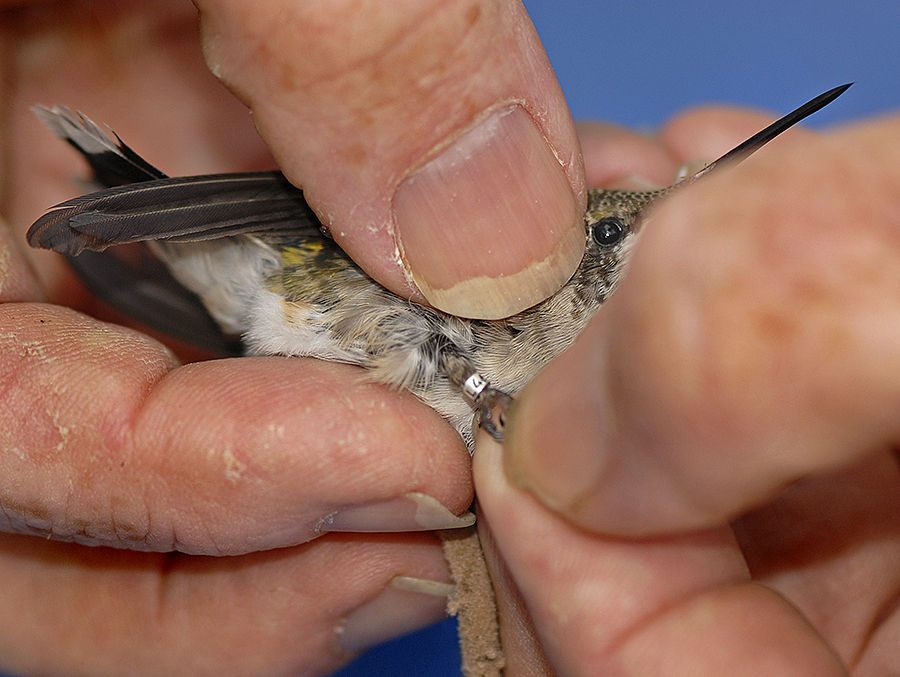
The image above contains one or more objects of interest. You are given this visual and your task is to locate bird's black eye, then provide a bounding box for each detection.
[591,217,626,246]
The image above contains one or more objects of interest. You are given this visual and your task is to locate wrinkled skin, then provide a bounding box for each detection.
[482,111,900,676]
[2,1,900,677]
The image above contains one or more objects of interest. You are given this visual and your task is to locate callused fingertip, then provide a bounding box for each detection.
[194,0,227,79]
[394,104,585,320]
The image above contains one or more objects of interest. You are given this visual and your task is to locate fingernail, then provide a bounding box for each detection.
[674,158,712,182]
[315,492,475,534]
[393,105,585,319]
[336,576,455,653]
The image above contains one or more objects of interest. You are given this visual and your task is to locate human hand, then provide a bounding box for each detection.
[192,0,586,320]
[1,0,583,674]
[475,109,900,675]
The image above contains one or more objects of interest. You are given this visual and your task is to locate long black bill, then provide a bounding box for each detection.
[691,83,852,180]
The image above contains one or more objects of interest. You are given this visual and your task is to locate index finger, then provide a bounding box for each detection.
[0,301,472,554]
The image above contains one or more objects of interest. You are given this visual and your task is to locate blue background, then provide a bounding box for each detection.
[3,2,895,677]
[530,0,898,129]
[334,1,898,675]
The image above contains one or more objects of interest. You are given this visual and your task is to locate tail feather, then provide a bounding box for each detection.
[32,105,167,186]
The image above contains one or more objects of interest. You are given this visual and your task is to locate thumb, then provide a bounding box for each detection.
[194,0,586,319]
[502,116,900,535]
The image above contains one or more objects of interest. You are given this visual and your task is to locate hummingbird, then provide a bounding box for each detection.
[28,85,850,449]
